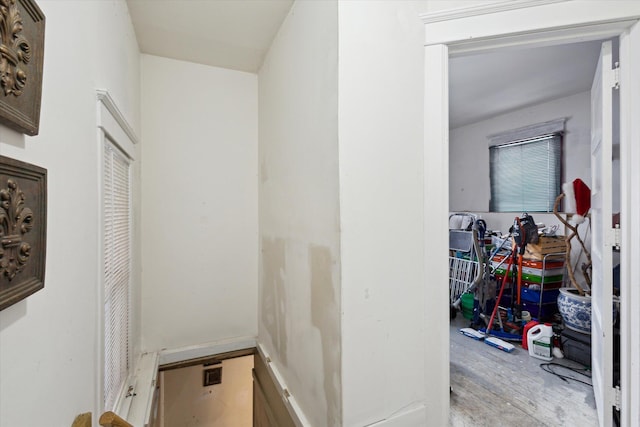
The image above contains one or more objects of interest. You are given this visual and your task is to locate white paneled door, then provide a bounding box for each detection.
[590,40,616,427]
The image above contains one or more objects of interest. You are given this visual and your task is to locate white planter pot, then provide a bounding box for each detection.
[557,287,592,334]
[557,287,619,334]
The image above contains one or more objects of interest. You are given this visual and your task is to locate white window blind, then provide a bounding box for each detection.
[103,140,132,411]
[489,134,562,212]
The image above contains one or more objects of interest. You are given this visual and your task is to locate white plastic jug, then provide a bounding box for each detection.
[527,323,553,361]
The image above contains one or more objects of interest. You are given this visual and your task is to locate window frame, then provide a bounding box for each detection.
[487,119,566,213]
[489,133,563,213]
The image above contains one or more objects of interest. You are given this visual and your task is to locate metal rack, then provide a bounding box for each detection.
[525,252,566,321]
[449,255,478,305]
[448,213,479,305]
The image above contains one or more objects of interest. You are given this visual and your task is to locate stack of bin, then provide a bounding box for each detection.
[492,236,566,320]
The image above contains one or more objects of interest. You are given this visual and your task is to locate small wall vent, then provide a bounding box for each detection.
[203,367,222,386]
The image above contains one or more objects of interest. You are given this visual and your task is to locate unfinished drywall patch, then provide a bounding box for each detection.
[261,237,288,366]
[309,244,341,427]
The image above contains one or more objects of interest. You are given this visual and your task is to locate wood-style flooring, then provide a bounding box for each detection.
[449,315,598,426]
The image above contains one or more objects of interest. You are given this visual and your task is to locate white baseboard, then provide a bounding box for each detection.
[158,335,257,365]
[119,351,160,427]
[364,404,427,427]
[256,343,312,427]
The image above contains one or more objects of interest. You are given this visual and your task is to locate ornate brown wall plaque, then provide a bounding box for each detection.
[0,155,46,311]
[0,0,45,136]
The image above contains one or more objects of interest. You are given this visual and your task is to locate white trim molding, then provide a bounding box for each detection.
[97,90,139,159]
[422,43,450,426]
[96,88,139,418]
[158,336,257,365]
[116,351,159,427]
[420,0,567,24]
[256,344,311,427]
[420,1,640,52]
[487,118,566,146]
[619,20,640,427]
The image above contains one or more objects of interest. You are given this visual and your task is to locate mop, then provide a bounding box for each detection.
[477,214,542,347]
[475,247,517,352]
[458,224,516,352]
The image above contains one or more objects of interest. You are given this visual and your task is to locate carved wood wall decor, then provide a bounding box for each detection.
[0,155,46,311]
[0,0,44,136]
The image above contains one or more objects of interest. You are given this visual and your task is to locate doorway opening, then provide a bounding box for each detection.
[447,38,620,425]
[423,4,640,425]
[151,349,255,427]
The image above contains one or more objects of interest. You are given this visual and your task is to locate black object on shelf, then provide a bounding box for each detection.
[560,328,591,367]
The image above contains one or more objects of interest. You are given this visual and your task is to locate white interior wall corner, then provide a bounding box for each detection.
[140,54,258,352]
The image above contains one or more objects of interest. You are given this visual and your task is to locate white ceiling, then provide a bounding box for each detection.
[449,40,603,128]
[126,0,293,73]
[125,1,603,128]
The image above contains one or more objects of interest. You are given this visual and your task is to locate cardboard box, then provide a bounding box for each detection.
[524,236,566,260]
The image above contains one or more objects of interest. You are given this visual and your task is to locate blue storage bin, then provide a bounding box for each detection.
[520,300,558,320]
[521,287,560,304]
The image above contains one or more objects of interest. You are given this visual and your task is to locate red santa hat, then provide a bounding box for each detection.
[563,178,591,224]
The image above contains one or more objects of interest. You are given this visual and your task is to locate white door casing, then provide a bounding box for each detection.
[590,40,615,427]
[618,21,640,427]
[423,42,450,423]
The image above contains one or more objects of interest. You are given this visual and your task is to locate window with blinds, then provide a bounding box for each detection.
[489,134,562,212]
[103,139,132,411]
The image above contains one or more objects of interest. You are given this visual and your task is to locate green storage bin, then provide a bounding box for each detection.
[461,292,474,319]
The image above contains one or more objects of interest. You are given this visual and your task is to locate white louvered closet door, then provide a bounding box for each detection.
[103,140,132,411]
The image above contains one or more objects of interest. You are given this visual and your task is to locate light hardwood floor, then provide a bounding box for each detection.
[449,315,598,426]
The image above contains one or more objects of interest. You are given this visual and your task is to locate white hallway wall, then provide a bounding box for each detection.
[140,54,258,352]
[258,1,342,426]
[0,1,141,426]
[259,1,451,425]
[338,1,433,426]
